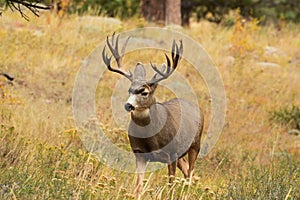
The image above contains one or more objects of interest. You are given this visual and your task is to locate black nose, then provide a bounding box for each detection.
[124,103,135,112]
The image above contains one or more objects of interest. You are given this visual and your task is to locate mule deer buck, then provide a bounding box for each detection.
[102,33,204,199]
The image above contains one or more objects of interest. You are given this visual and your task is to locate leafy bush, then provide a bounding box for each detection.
[229,9,261,57]
[190,0,300,24]
[270,105,300,130]
[69,0,140,19]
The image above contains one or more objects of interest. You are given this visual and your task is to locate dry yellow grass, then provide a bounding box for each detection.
[0,10,299,199]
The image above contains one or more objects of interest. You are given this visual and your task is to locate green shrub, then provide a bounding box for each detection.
[224,152,300,199]
[270,105,300,130]
[70,0,140,19]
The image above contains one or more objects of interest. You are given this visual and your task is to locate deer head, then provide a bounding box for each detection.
[102,33,183,113]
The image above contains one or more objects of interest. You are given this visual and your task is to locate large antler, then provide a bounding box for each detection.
[147,40,183,85]
[102,33,133,81]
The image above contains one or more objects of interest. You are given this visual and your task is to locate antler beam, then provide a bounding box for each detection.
[102,33,133,81]
[147,40,183,85]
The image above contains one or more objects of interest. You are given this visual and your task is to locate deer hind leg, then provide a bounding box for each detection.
[167,160,177,183]
[187,148,200,181]
[177,157,189,178]
[135,155,147,200]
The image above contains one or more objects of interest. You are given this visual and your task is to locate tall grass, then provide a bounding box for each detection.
[0,11,299,199]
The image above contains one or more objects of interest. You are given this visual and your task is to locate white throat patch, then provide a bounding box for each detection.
[132,108,150,118]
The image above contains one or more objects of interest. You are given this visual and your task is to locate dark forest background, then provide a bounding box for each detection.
[1,0,300,25]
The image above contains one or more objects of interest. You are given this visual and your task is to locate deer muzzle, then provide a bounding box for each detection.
[125,94,137,112]
[124,103,135,112]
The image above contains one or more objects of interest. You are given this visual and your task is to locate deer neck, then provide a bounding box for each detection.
[128,102,168,139]
[131,109,150,126]
[131,97,156,126]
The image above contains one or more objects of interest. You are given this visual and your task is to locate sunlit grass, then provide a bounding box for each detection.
[0,10,299,199]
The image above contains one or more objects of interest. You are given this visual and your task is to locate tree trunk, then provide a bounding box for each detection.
[141,0,182,26]
[181,0,193,26]
[165,0,181,25]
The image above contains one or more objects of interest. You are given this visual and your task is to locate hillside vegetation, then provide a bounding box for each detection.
[0,11,299,199]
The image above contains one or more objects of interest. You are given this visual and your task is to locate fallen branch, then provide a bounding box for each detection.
[0,72,14,81]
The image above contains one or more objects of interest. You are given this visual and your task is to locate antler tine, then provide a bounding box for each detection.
[178,40,183,58]
[121,36,131,55]
[106,36,120,64]
[102,33,133,81]
[171,40,183,71]
[102,46,112,66]
[164,53,171,73]
[115,34,119,54]
[150,62,166,77]
[171,40,176,61]
[147,40,183,85]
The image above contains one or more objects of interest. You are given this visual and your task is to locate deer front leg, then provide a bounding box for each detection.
[187,148,199,182]
[167,160,177,183]
[135,155,147,200]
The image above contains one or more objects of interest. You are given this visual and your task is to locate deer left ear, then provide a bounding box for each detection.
[133,62,146,80]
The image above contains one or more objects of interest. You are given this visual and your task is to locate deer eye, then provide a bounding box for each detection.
[141,92,149,96]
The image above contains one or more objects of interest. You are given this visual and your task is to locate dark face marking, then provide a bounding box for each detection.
[128,87,146,95]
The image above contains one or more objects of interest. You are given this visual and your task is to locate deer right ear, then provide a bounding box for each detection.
[133,62,146,80]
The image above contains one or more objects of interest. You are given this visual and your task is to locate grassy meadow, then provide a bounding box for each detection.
[0,11,299,199]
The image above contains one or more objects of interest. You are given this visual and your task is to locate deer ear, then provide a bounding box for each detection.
[133,62,146,80]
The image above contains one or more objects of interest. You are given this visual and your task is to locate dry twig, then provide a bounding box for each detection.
[5,0,51,20]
